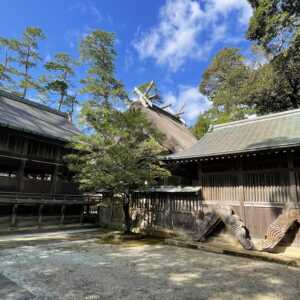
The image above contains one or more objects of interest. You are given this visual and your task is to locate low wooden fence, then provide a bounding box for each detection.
[0,192,102,231]
[131,190,203,232]
[130,184,300,247]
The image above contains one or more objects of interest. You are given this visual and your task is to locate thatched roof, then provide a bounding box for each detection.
[0,89,79,142]
[132,101,197,153]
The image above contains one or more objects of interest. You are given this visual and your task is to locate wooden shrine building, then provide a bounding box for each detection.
[0,89,79,194]
[162,109,300,248]
[0,89,99,230]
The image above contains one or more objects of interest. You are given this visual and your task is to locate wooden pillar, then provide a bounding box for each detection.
[11,204,18,227]
[60,205,66,226]
[38,204,44,227]
[288,153,297,202]
[80,205,86,224]
[197,163,204,210]
[51,164,59,194]
[237,158,246,222]
[16,159,26,192]
[198,163,203,185]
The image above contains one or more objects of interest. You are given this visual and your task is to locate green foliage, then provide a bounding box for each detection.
[67,105,170,193]
[0,37,19,88]
[192,108,237,139]
[199,48,254,121]
[247,0,300,54]
[197,40,300,125]
[80,30,127,105]
[16,27,45,97]
[41,52,76,111]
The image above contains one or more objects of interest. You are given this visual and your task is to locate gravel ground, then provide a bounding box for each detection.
[0,231,300,300]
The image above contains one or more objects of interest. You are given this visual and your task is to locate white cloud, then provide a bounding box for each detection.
[44,53,51,63]
[208,0,253,25]
[65,26,92,49]
[69,1,102,22]
[163,86,210,125]
[133,0,252,71]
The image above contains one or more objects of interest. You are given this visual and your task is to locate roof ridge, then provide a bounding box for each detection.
[151,103,186,125]
[213,108,300,130]
[0,88,68,118]
[133,100,186,126]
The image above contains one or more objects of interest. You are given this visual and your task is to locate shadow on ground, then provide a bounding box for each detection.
[0,229,299,300]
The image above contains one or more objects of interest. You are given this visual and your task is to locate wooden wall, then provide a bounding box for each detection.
[131,192,202,232]
[0,127,78,195]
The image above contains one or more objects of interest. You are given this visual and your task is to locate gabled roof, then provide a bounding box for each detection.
[0,89,80,142]
[165,109,300,160]
[132,101,197,153]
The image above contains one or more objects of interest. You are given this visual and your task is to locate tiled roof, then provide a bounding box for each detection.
[166,109,300,160]
[0,89,79,142]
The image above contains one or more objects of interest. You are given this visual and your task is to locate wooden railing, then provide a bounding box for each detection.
[0,192,102,204]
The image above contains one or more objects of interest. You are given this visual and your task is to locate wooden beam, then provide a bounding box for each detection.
[16,159,26,192]
[51,165,59,194]
[288,153,298,202]
[80,205,86,224]
[60,205,66,226]
[0,152,63,166]
[11,204,18,227]
[38,204,44,227]
[237,158,246,222]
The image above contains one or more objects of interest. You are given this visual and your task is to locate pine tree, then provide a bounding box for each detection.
[16,27,45,98]
[0,37,19,89]
[80,30,127,105]
[67,105,170,232]
[69,29,169,232]
[42,52,76,111]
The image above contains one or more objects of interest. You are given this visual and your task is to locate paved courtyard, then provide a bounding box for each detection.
[0,229,300,300]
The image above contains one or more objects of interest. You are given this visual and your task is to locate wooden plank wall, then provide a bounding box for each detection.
[131,175,300,247]
[131,192,203,232]
[200,170,291,204]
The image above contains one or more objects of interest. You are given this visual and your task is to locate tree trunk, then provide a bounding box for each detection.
[58,92,64,111]
[123,192,131,233]
[22,47,30,98]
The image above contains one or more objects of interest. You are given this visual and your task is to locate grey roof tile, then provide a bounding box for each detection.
[166,109,300,160]
[0,89,79,142]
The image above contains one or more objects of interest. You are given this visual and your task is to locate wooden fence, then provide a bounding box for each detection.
[0,192,102,231]
[131,191,202,232]
[130,169,300,246]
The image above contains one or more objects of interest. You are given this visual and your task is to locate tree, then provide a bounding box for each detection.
[42,52,76,111]
[192,108,234,139]
[67,104,170,232]
[0,37,19,88]
[247,0,300,55]
[67,29,169,233]
[64,94,78,121]
[243,35,300,113]
[80,30,127,105]
[199,48,254,121]
[16,27,45,98]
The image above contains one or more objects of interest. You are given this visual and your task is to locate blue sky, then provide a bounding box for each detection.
[0,0,253,125]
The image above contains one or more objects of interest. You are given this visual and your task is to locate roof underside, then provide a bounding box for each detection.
[0,90,79,142]
[167,109,300,160]
[132,102,197,153]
